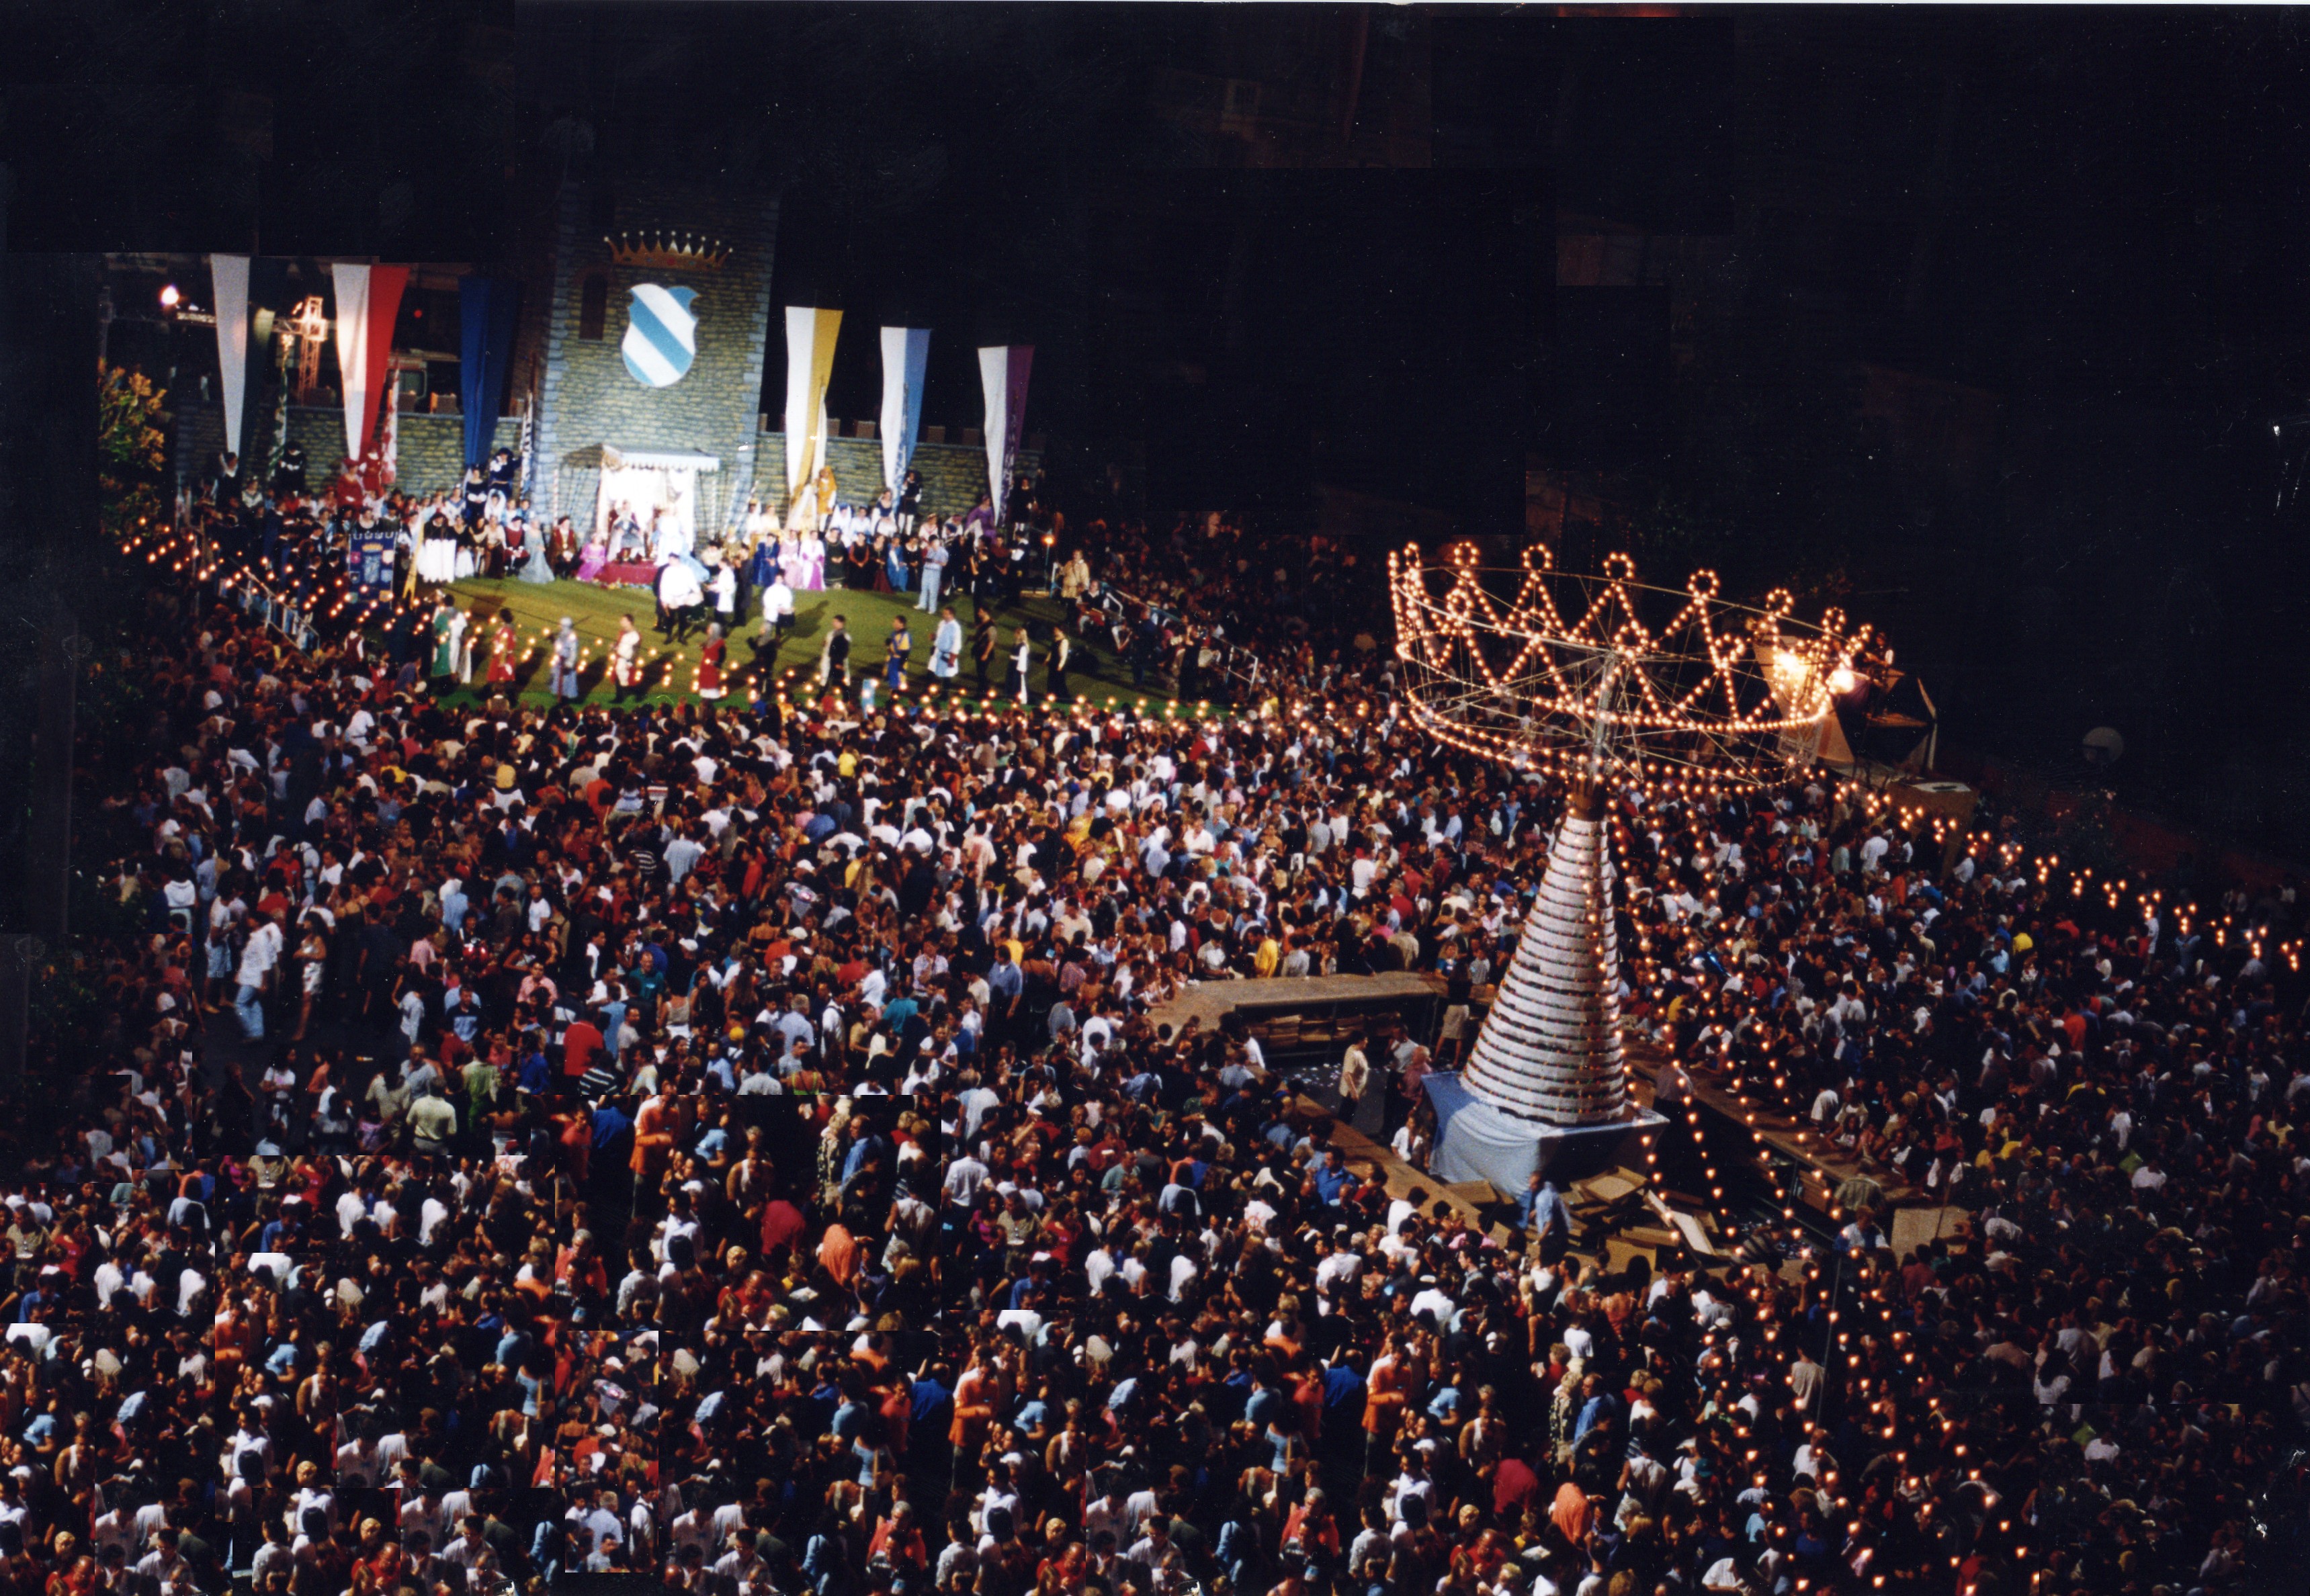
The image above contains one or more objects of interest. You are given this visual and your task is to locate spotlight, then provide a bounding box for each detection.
[159,284,181,310]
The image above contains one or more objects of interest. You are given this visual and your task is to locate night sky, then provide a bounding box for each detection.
[11,3,2310,852]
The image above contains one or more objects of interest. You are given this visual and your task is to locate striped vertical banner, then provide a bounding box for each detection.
[878,326,931,493]
[210,255,251,460]
[977,345,1034,522]
[783,306,843,525]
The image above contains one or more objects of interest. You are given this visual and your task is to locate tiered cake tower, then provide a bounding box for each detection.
[1459,785,1628,1125]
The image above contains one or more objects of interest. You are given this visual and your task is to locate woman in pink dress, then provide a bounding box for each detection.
[798,531,827,591]
[575,530,611,583]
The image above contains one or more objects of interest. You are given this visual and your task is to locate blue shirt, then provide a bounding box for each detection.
[1518,1183,1572,1237]
[591,1102,633,1150]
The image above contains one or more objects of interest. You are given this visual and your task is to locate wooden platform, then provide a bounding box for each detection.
[1147,972,1445,1053]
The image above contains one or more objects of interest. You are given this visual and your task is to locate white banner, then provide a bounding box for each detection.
[210,255,251,461]
[977,345,1033,522]
[330,262,374,465]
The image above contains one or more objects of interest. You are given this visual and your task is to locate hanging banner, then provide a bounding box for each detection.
[210,255,251,461]
[374,365,401,500]
[782,306,843,525]
[329,262,409,466]
[459,277,523,468]
[977,344,1034,522]
[330,263,371,465]
[878,326,931,494]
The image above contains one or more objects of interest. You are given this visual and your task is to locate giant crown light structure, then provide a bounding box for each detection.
[1387,543,1873,1189]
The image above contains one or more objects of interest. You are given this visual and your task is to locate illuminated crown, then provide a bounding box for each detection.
[1387,543,1874,792]
[604,230,730,273]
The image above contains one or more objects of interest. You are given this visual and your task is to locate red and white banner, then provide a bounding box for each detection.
[329,261,410,466]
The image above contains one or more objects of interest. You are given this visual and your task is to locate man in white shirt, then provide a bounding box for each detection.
[233,911,283,1039]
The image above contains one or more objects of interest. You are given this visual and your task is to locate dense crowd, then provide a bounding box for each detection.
[11,498,2309,1596]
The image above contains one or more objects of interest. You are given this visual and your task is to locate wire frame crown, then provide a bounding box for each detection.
[1387,543,1873,792]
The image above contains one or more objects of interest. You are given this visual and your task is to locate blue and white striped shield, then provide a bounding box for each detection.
[621,283,698,388]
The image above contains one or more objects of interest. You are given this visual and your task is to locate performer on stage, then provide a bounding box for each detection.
[897,468,922,533]
[519,515,556,584]
[1011,625,1033,705]
[458,606,484,683]
[885,615,912,691]
[1045,623,1073,704]
[576,528,611,584]
[486,611,519,690]
[417,509,459,584]
[697,624,728,700]
[549,515,581,576]
[429,599,458,693]
[931,605,962,680]
[758,570,795,654]
[612,615,644,703]
[658,559,706,643]
[549,617,583,701]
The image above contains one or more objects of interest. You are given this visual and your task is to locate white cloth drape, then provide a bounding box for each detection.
[330,263,375,464]
[209,255,251,460]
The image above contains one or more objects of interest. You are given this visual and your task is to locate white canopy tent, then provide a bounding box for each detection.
[591,445,723,546]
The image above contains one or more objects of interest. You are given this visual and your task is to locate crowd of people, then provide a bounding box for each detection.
[18,489,2310,1596]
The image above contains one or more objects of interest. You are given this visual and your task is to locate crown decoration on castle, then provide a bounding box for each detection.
[1387,542,1875,791]
[605,230,731,273]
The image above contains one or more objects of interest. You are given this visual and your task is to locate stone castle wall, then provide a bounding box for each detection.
[173,402,521,502]
[532,183,781,533]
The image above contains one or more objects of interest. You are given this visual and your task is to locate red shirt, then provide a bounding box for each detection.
[562,1020,604,1078]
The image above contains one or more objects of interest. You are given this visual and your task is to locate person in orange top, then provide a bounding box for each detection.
[1361,1331,1413,1468]
[818,1221,859,1287]
[630,1085,679,1193]
[949,1343,1004,1474]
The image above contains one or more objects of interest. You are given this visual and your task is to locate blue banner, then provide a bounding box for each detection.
[460,277,522,470]
[880,326,931,492]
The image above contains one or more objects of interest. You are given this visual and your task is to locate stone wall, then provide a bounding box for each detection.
[173,402,520,502]
[533,181,781,533]
[742,433,1041,522]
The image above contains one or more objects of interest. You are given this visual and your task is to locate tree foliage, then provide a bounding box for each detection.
[97,361,167,545]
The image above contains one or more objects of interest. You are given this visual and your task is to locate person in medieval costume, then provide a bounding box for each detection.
[612,615,644,703]
[697,624,728,701]
[519,515,556,583]
[486,611,519,689]
[930,606,962,681]
[459,607,485,684]
[429,599,458,691]
[657,558,705,644]
[549,617,583,701]
[444,606,472,691]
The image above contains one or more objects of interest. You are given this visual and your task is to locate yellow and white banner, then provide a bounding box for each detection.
[783,306,843,527]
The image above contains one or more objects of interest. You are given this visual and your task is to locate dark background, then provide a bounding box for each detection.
[8,3,2310,859]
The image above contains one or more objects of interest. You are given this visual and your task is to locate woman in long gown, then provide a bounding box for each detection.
[418,512,459,584]
[798,531,826,591]
[746,529,782,590]
[519,521,556,583]
[576,531,611,583]
[443,607,468,689]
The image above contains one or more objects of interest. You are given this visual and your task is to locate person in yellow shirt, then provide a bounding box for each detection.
[1252,933,1282,979]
